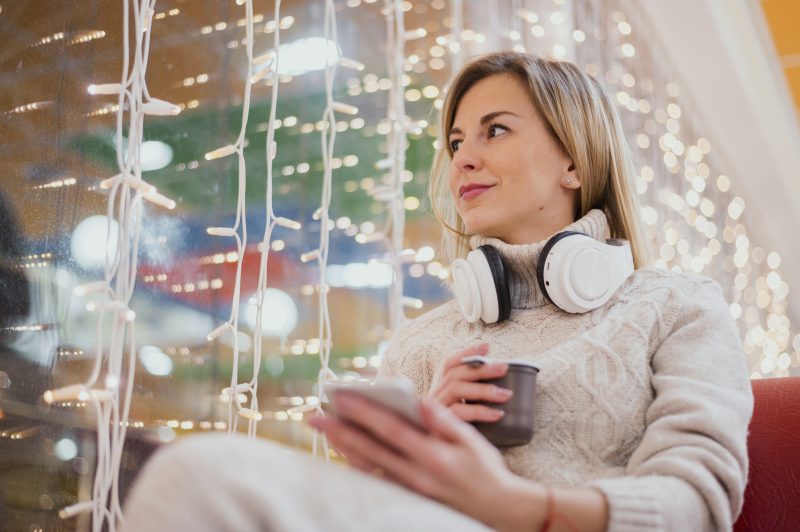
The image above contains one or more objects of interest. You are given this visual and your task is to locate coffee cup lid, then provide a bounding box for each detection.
[461,355,540,372]
[505,360,540,371]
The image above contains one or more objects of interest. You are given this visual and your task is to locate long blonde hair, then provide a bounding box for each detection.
[429,51,652,269]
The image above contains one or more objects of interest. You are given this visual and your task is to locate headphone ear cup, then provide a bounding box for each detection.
[536,231,582,307]
[478,245,511,323]
[466,249,499,324]
[452,258,482,323]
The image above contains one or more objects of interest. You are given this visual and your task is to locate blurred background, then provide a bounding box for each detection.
[0,0,798,529]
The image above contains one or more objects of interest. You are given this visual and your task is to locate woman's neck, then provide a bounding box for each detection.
[469,209,610,309]
[489,210,578,246]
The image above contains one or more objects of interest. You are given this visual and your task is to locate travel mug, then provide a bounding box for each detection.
[462,357,540,447]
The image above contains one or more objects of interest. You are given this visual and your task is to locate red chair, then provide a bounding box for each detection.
[734,377,800,532]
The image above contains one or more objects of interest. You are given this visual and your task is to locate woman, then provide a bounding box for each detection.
[309,50,753,530]
[123,52,752,531]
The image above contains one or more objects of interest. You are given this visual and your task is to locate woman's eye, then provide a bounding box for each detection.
[488,124,508,138]
[449,126,504,153]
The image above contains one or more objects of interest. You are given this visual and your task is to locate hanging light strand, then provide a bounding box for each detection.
[247,0,289,439]
[573,0,799,376]
[384,0,409,330]
[200,0,262,435]
[309,0,345,460]
[52,0,180,529]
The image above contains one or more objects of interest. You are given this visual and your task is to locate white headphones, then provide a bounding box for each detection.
[452,231,634,324]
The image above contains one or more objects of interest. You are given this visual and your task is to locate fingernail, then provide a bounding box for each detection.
[493,409,505,418]
[496,387,513,398]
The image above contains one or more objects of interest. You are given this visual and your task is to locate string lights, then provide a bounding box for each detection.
[306,0,341,459]
[578,5,796,378]
[45,0,179,528]
[202,0,265,434]
[381,0,410,330]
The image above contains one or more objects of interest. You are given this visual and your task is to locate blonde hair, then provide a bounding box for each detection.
[429,51,653,269]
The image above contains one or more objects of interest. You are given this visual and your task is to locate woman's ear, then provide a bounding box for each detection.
[561,164,581,189]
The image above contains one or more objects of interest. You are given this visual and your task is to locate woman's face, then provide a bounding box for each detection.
[447,73,579,244]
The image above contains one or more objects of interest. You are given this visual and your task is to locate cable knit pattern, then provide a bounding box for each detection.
[379,210,753,532]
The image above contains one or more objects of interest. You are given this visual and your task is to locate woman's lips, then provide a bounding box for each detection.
[461,185,494,201]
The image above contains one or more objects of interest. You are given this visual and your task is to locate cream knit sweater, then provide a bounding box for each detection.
[378,209,754,531]
[122,210,752,532]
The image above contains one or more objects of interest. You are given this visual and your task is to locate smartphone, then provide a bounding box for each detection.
[324,378,425,429]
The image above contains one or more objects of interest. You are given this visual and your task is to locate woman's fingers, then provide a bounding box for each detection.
[434,379,513,407]
[329,432,402,484]
[326,392,429,457]
[422,399,486,446]
[448,401,506,423]
[434,362,508,400]
[310,411,434,495]
[440,359,509,386]
[442,343,490,372]
[315,416,407,472]
[338,445,376,472]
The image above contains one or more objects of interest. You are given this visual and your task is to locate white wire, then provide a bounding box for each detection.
[310,0,342,460]
[489,0,500,49]
[249,0,283,439]
[385,0,408,333]
[197,0,257,435]
[451,0,464,73]
[52,0,177,528]
[353,0,408,336]
[210,1,301,437]
[308,0,411,460]
[222,0,253,436]
[511,0,523,49]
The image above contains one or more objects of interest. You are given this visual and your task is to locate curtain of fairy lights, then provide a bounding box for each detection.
[571,0,796,377]
[35,1,799,523]
[45,0,180,527]
[199,0,401,458]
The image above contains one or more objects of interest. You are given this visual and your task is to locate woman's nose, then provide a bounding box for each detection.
[452,141,483,172]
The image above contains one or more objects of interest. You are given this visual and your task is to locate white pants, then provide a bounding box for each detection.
[122,434,490,532]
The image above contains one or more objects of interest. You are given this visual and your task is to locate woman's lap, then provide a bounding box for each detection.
[122,433,489,532]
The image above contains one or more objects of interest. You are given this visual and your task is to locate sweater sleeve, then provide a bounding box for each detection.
[376,317,434,398]
[587,278,754,532]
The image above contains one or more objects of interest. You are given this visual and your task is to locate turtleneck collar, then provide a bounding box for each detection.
[468,209,611,309]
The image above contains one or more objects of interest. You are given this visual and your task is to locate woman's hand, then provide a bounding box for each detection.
[308,392,545,531]
[428,343,513,423]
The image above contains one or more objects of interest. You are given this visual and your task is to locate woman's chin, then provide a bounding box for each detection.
[463,219,504,239]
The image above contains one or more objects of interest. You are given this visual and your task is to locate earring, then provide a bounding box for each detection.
[564,177,574,186]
